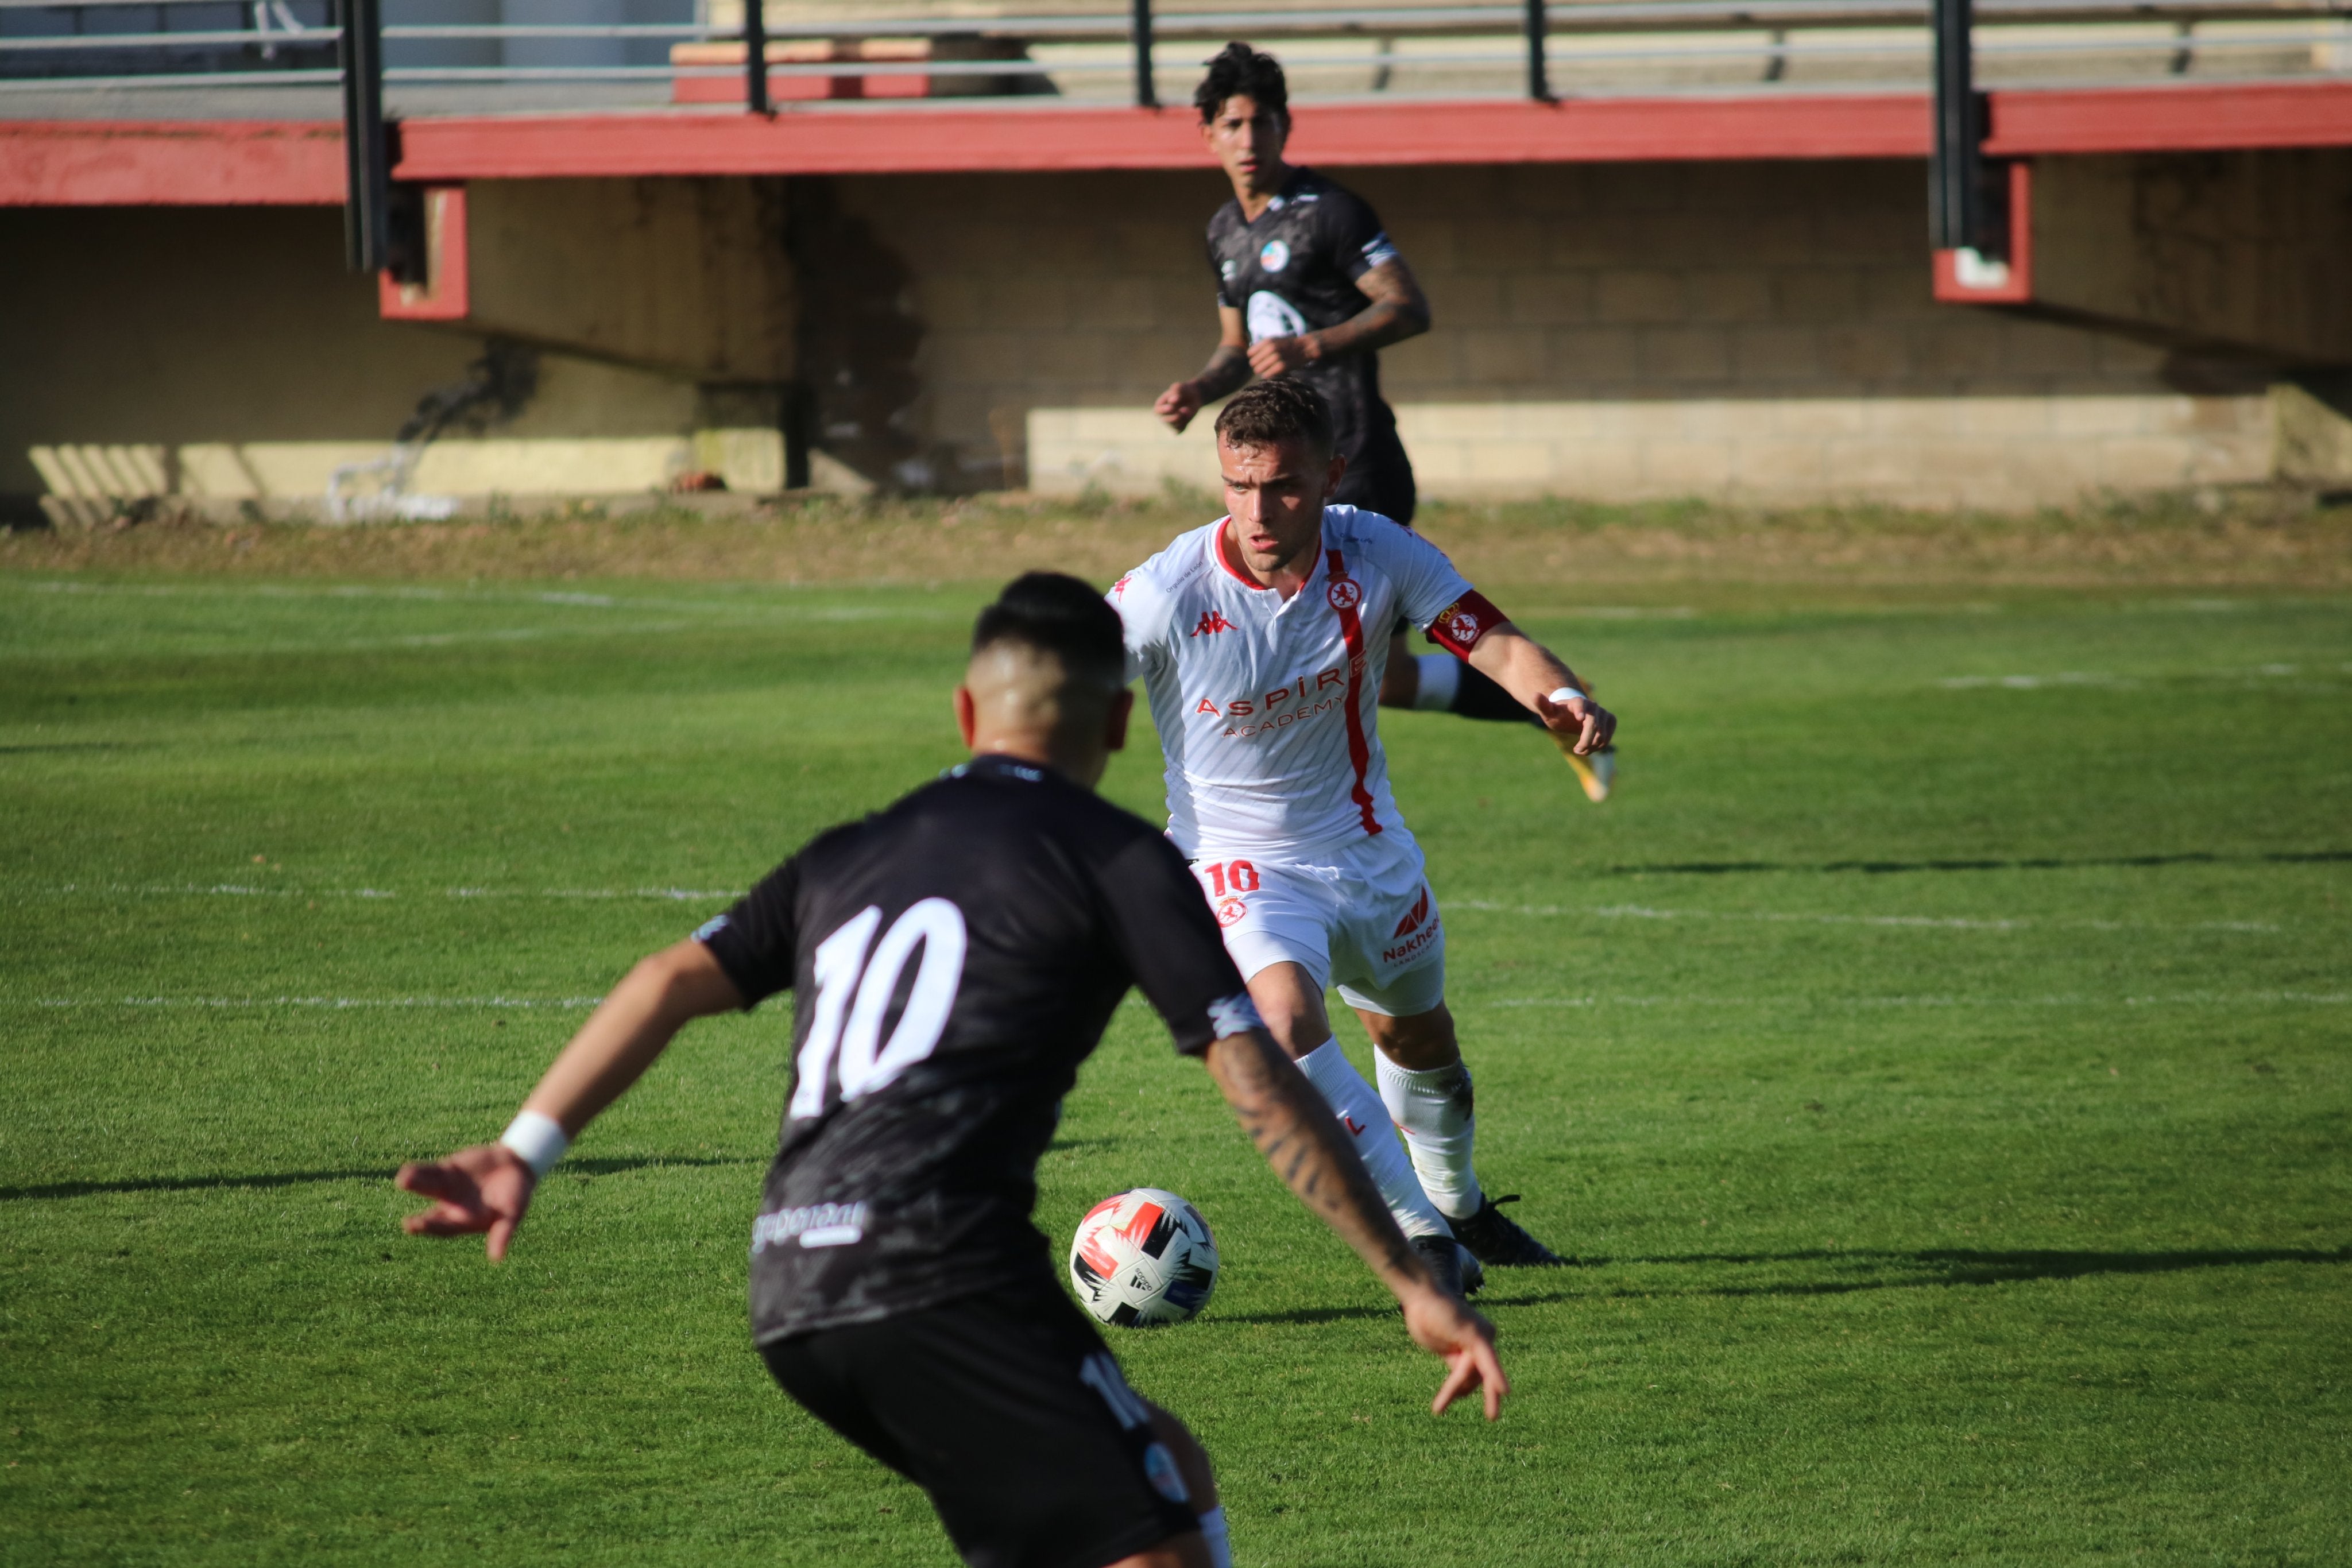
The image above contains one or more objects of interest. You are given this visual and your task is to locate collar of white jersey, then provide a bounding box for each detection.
[1206,509,1356,601]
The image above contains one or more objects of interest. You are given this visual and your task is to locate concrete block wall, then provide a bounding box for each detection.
[0,206,784,522]
[839,161,2275,509]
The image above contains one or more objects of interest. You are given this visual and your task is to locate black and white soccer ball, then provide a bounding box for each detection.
[1067,1187,1219,1327]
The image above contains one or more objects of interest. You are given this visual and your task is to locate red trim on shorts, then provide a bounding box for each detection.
[1212,520,1270,590]
[1424,589,1507,659]
[1327,546,1383,837]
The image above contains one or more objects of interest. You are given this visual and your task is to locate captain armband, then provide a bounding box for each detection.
[1423,591,1507,659]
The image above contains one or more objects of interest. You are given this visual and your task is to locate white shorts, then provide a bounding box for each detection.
[1189,833,1446,1018]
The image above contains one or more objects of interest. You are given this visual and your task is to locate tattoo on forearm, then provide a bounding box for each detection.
[1216,1034,1421,1281]
[1194,346,1251,400]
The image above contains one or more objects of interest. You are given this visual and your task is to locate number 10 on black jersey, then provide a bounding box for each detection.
[790,898,970,1121]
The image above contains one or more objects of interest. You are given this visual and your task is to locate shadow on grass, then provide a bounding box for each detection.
[1217,1245,2352,1325]
[0,1153,762,1202]
[1610,850,2352,878]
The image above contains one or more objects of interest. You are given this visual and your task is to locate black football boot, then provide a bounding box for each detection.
[1448,1194,1568,1267]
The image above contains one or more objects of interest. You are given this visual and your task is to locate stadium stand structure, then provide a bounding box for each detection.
[3,0,2349,520]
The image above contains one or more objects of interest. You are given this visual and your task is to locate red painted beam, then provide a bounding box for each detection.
[1985,80,2352,155]
[0,118,343,206]
[6,79,2351,206]
[391,94,1932,181]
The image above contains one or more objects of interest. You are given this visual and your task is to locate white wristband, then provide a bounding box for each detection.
[500,1110,569,1179]
[1546,686,1587,707]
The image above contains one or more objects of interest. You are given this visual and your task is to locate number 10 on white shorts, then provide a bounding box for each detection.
[1190,835,1448,1019]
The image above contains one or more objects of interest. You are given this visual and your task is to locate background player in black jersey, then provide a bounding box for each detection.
[1154,41,1616,805]
[395,574,1506,1568]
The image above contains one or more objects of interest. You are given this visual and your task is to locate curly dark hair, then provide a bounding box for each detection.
[1193,41,1287,124]
[1213,378,1333,458]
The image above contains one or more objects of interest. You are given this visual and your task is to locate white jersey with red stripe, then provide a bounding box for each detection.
[1109,505,1503,858]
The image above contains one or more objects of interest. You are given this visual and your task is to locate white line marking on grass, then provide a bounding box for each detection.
[14,888,2296,934]
[1451,900,2281,934]
[1939,672,2133,690]
[16,884,734,902]
[1481,992,2349,1009]
[1937,664,2342,691]
[1516,606,1699,621]
[18,995,602,1010]
[16,579,938,622]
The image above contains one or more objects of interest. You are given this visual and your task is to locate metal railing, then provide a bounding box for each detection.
[2,0,2345,110]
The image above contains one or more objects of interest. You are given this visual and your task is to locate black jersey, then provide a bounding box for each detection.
[1207,167,1414,511]
[697,754,1252,1344]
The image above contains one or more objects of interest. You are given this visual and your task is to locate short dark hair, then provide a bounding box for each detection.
[1194,42,1287,124]
[972,572,1125,691]
[1213,378,1333,459]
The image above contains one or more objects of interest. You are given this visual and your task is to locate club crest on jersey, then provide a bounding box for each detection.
[1259,239,1290,271]
[1189,609,1235,637]
[1215,897,1248,927]
[1326,575,1363,612]
[1434,600,1480,644]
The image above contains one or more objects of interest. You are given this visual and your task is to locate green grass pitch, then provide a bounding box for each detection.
[2,566,2347,1565]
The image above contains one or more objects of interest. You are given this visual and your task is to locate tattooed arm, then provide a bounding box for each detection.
[1155,305,1254,433]
[1202,1027,1510,1419]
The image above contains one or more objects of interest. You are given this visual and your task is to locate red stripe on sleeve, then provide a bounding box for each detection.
[1424,590,1507,660]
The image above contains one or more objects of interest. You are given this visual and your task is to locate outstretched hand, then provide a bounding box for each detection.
[1155,380,1204,433]
[396,1143,537,1261]
[1401,1286,1510,1420]
[1534,690,1616,758]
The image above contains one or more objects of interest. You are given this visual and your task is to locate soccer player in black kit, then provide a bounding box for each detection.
[1155,42,1617,804]
[395,574,1506,1568]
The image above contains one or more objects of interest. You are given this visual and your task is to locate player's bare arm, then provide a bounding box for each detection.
[1465,622,1619,757]
[1247,258,1430,380]
[1202,1025,1509,1419]
[394,939,743,1259]
[1156,306,1250,433]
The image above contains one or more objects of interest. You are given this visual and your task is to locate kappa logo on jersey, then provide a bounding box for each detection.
[1326,575,1364,612]
[1215,897,1248,927]
[1259,239,1291,272]
[1392,886,1432,938]
[1189,609,1235,638]
[1111,572,1133,600]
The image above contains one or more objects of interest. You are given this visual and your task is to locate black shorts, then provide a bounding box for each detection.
[760,1281,1200,1568]
[1332,429,1417,527]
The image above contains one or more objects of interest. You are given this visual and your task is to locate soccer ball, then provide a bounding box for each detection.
[1067,1187,1219,1327]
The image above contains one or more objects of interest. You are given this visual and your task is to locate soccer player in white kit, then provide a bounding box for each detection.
[1109,380,1618,1294]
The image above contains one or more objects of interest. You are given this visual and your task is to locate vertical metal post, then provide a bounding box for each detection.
[1929,0,1981,251]
[1131,0,1155,108]
[1525,0,1551,102]
[339,0,388,272]
[743,0,770,114]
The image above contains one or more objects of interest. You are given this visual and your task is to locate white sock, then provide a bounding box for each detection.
[1376,1055,1484,1223]
[1197,1505,1232,1568]
[1294,1040,1450,1241]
